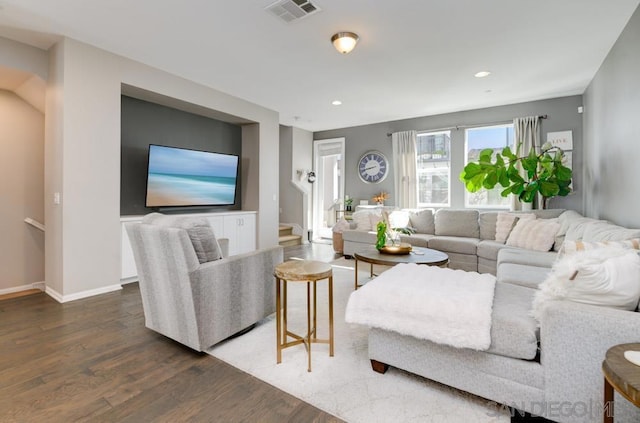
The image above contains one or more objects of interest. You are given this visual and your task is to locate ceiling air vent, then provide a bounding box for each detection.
[265,0,321,23]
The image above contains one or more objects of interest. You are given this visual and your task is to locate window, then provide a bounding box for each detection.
[416,131,451,207]
[465,124,514,208]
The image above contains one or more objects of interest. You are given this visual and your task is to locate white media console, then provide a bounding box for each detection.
[120,211,257,282]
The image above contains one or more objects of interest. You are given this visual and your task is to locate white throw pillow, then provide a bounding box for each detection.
[351,211,374,231]
[332,218,351,233]
[506,218,560,251]
[531,248,640,322]
[495,212,536,243]
[386,210,410,229]
[558,238,640,257]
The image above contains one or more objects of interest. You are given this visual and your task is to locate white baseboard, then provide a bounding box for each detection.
[0,281,45,296]
[45,284,123,303]
[120,277,138,285]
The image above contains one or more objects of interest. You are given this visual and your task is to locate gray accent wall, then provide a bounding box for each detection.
[315,96,584,212]
[121,95,242,215]
[583,4,640,228]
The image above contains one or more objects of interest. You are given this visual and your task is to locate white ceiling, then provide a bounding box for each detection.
[0,0,638,131]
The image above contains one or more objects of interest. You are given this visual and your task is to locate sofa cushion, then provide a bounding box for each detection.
[408,209,435,234]
[487,282,539,360]
[435,209,480,238]
[495,212,536,243]
[554,210,584,251]
[342,229,376,244]
[497,263,551,290]
[498,248,557,268]
[351,210,381,231]
[477,240,512,261]
[429,236,479,255]
[400,233,433,247]
[582,221,640,242]
[142,213,222,263]
[564,215,602,241]
[479,212,498,240]
[559,238,640,257]
[506,218,560,252]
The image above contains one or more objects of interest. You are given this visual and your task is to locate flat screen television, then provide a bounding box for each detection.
[145,144,239,208]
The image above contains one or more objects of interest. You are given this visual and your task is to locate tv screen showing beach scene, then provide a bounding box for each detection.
[145,144,239,207]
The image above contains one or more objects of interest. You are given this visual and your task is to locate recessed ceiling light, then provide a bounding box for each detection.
[475,71,491,78]
[332,100,342,106]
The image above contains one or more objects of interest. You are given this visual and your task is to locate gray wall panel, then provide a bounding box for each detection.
[120,95,242,215]
[315,96,583,211]
[583,4,640,227]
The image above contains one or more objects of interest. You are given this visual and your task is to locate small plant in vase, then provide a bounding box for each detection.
[344,195,353,212]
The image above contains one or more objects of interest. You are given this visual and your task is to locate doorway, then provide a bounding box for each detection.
[312,138,345,241]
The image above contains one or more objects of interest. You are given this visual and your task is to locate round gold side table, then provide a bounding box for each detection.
[274,260,334,372]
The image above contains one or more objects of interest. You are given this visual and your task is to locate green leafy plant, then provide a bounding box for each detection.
[459,142,572,207]
[375,221,387,250]
[344,195,353,207]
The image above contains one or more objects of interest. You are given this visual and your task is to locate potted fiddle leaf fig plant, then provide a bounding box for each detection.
[459,142,572,208]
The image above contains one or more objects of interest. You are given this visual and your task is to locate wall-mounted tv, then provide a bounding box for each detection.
[145,144,239,208]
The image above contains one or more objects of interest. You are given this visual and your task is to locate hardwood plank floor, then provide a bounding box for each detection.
[0,242,342,422]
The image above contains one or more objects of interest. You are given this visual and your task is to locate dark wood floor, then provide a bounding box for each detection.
[0,242,342,422]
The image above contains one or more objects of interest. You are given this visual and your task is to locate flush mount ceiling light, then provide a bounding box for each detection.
[332,100,342,105]
[331,32,359,54]
[474,71,491,78]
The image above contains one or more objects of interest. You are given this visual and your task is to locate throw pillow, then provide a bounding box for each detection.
[531,248,640,322]
[435,209,480,238]
[387,210,411,229]
[351,210,374,231]
[409,209,435,234]
[558,238,640,257]
[332,218,351,233]
[142,213,223,263]
[495,213,536,243]
[369,212,384,229]
[506,218,560,252]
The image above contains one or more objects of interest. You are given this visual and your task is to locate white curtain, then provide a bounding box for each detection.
[391,130,418,209]
[512,116,541,210]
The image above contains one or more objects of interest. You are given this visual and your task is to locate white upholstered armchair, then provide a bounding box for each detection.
[126,214,283,352]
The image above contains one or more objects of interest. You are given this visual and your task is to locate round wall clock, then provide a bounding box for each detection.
[358,150,389,183]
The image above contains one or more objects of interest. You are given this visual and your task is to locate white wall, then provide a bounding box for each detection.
[0,37,48,80]
[41,38,279,301]
[0,90,44,292]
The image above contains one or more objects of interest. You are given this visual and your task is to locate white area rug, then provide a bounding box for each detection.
[208,266,508,423]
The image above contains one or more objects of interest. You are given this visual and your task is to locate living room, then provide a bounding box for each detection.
[1,1,640,422]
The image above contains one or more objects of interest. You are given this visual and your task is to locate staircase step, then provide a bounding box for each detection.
[279,234,302,247]
[279,225,293,236]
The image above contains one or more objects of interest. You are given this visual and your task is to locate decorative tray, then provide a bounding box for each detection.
[377,243,412,255]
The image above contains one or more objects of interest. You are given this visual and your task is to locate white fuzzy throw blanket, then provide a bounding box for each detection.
[345,263,496,350]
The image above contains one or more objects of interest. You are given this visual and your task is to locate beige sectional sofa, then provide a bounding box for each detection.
[345,208,640,422]
[341,208,566,275]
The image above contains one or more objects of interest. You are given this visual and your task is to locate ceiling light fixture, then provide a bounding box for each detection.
[474,71,491,78]
[331,32,359,54]
[332,100,342,106]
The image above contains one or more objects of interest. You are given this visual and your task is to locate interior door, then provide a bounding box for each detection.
[312,138,345,241]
